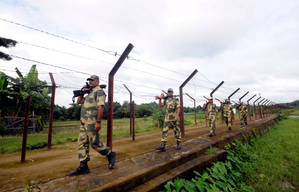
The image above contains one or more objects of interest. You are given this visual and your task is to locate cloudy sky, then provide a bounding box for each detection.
[1,0,298,108]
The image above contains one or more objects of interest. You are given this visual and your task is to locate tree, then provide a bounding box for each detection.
[152,107,166,128]
[0,37,17,61]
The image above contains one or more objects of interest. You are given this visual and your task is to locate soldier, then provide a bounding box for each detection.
[238,101,248,127]
[203,97,219,136]
[68,75,116,176]
[155,88,181,152]
[221,99,234,133]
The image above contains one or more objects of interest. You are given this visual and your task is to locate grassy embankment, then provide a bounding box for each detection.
[0,111,221,154]
[243,109,299,191]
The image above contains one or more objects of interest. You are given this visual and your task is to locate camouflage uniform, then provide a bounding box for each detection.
[160,97,181,143]
[222,103,233,128]
[78,86,110,162]
[239,105,248,126]
[204,103,217,133]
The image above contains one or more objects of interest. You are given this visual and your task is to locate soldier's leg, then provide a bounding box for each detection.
[78,124,90,162]
[227,116,232,132]
[87,124,116,169]
[244,115,248,126]
[240,116,244,127]
[224,117,228,127]
[156,121,169,151]
[68,124,90,176]
[211,115,216,133]
[172,121,181,150]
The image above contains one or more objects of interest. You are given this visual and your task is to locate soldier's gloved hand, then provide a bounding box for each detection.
[94,122,101,132]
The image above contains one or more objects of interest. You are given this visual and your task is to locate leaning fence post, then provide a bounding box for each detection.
[186,93,196,125]
[123,84,133,137]
[179,69,198,137]
[228,88,240,124]
[21,96,31,163]
[247,94,256,121]
[48,73,56,150]
[107,43,134,150]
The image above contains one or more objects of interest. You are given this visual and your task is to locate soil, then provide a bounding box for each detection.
[0,116,271,191]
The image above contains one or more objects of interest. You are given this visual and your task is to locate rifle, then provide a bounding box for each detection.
[72,83,107,103]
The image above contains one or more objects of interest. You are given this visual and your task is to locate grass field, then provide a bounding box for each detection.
[0,111,223,154]
[244,109,299,191]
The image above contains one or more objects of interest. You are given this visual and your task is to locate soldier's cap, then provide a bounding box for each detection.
[168,88,173,92]
[225,99,229,102]
[208,97,213,100]
[87,75,99,81]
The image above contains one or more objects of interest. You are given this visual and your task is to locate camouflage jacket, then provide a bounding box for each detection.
[161,97,180,122]
[239,105,247,115]
[222,103,233,117]
[204,103,217,117]
[80,86,106,130]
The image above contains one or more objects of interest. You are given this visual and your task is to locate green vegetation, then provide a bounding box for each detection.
[243,111,299,191]
[161,141,256,192]
[205,146,219,155]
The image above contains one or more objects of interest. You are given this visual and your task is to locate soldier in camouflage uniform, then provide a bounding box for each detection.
[221,99,234,133]
[156,88,181,152]
[203,97,219,136]
[68,75,116,177]
[238,102,248,127]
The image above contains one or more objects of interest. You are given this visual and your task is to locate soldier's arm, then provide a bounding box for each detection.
[158,93,166,108]
[77,95,84,104]
[95,91,106,131]
[174,107,180,121]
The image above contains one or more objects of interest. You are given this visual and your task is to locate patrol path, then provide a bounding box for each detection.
[3,115,278,192]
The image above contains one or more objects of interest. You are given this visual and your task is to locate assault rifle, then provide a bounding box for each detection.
[72,83,107,103]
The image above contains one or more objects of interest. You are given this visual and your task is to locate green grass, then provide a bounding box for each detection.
[244,112,299,191]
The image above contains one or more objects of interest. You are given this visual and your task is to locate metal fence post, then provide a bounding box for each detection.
[185,93,196,125]
[247,94,256,121]
[253,97,261,120]
[107,43,134,150]
[48,73,56,150]
[21,96,31,163]
[258,98,265,119]
[123,84,132,136]
[179,69,198,137]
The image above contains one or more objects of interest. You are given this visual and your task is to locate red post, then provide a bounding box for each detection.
[132,101,135,141]
[123,84,132,136]
[107,43,134,150]
[258,98,265,119]
[247,94,256,121]
[48,73,56,150]
[253,97,261,120]
[21,96,31,162]
[179,69,198,137]
[185,93,196,125]
[228,88,240,124]
[203,96,208,127]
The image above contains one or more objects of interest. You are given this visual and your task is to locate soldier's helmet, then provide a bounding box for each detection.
[208,97,213,100]
[225,99,229,103]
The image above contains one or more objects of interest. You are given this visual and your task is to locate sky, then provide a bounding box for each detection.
[1,0,298,108]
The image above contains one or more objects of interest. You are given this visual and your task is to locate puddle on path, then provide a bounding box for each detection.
[288,115,299,118]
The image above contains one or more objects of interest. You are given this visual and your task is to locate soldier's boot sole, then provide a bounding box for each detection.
[156,147,166,152]
[68,168,90,176]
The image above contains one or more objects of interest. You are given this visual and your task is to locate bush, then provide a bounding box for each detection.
[59,116,66,121]
[26,141,47,150]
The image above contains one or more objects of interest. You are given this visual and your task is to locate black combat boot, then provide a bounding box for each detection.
[68,161,90,176]
[156,142,166,152]
[228,127,232,133]
[175,140,181,150]
[245,122,248,127]
[106,151,116,170]
[209,132,216,137]
[240,123,243,128]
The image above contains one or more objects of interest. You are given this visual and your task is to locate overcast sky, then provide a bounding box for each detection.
[1,0,298,108]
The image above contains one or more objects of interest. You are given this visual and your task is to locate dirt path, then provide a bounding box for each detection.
[0,116,272,191]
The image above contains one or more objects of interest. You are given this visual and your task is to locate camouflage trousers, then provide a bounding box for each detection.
[223,116,232,128]
[77,123,110,162]
[240,115,247,126]
[161,121,181,143]
[208,115,216,133]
